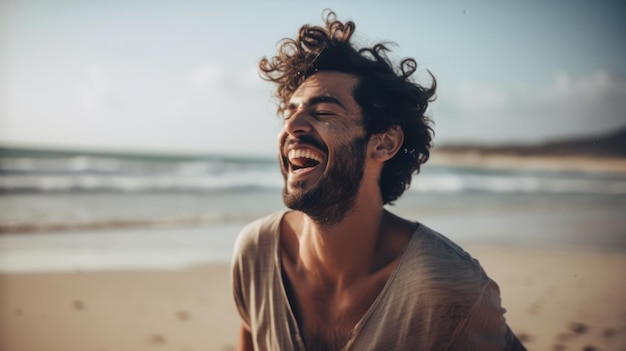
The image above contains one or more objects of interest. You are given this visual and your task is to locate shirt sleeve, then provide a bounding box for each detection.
[448,279,527,351]
[231,254,251,331]
[232,221,259,332]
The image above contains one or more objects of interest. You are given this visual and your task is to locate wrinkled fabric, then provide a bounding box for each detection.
[232,211,525,350]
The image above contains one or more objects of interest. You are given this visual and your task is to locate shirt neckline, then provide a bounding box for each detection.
[271,210,422,350]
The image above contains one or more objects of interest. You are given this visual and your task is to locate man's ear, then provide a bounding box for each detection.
[369,126,404,162]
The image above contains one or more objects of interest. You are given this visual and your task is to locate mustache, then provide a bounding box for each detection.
[284,135,328,154]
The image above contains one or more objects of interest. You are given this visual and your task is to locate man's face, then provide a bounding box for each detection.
[278,71,368,225]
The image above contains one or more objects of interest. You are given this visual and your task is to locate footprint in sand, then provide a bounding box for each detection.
[602,327,617,339]
[527,303,541,315]
[554,321,590,346]
[147,333,166,344]
[72,300,85,310]
[568,321,589,335]
[555,332,574,342]
[516,332,532,344]
[177,310,191,321]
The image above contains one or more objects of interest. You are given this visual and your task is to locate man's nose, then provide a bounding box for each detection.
[283,109,312,136]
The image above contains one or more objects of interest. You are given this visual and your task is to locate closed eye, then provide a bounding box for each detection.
[313,110,335,117]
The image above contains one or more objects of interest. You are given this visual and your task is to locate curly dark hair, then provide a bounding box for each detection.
[259,10,436,205]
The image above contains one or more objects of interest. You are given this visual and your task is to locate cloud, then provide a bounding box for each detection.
[526,70,626,107]
[435,70,626,143]
[455,81,510,110]
[190,64,224,94]
[189,64,266,97]
[235,65,266,92]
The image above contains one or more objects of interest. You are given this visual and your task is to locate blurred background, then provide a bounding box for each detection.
[1,1,625,350]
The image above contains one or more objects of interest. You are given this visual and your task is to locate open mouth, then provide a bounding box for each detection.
[287,148,325,172]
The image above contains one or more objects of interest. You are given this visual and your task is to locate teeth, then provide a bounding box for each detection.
[288,148,324,163]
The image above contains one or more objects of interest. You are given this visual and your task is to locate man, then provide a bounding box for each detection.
[231,11,525,351]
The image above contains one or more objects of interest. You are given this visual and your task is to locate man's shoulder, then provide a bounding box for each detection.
[233,210,285,259]
[403,222,488,287]
[376,222,494,333]
[414,223,476,263]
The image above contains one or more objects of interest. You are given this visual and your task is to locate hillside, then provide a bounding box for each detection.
[436,128,626,158]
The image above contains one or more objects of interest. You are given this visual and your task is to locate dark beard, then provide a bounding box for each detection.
[282,135,368,226]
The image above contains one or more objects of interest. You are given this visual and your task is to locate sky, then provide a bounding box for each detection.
[1,0,625,157]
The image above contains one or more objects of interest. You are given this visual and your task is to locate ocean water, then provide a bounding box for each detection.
[1,148,625,272]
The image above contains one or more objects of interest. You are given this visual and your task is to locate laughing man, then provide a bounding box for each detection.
[231,11,525,351]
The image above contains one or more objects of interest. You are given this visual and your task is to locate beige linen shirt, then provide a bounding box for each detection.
[232,211,525,350]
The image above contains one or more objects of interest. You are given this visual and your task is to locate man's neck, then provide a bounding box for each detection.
[294,198,388,291]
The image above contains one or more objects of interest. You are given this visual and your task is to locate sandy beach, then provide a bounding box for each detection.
[0,263,240,351]
[431,153,626,175]
[1,246,625,351]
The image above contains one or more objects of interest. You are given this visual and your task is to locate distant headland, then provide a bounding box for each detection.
[432,127,626,174]
[436,127,626,158]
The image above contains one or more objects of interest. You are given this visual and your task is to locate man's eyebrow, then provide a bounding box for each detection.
[287,95,347,110]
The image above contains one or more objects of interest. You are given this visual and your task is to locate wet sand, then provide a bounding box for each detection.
[1,246,625,351]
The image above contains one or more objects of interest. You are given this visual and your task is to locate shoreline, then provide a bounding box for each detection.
[2,202,625,274]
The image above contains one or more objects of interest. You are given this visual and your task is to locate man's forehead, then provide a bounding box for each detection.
[289,71,359,105]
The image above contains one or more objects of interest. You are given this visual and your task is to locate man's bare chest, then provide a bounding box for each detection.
[283,277,361,350]
[281,267,390,351]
